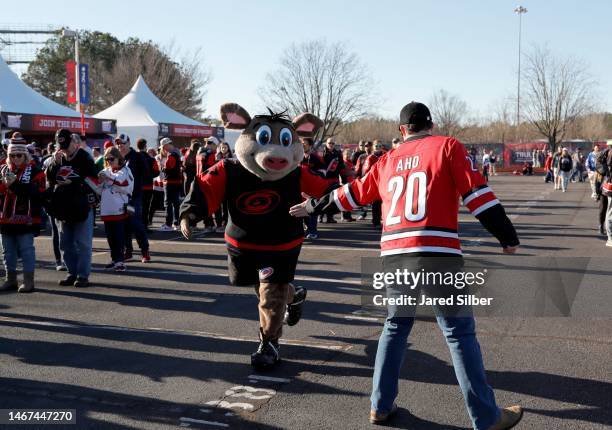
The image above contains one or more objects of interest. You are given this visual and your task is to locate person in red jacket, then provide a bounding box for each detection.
[0,141,46,293]
[158,138,182,231]
[361,141,386,227]
[290,101,522,430]
[544,150,553,183]
[196,137,221,233]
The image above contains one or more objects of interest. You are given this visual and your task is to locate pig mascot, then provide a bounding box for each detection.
[180,103,336,369]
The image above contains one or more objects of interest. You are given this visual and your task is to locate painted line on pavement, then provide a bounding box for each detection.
[247,375,291,383]
[344,315,380,322]
[88,267,363,286]
[179,417,229,428]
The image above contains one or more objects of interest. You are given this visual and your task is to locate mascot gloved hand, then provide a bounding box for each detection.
[179,103,338,369]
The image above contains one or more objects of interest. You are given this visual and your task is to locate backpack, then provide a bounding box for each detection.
[559,156,572,172]
[595,149,610,177]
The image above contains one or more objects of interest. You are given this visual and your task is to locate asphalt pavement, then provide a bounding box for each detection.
[1,175,611,430]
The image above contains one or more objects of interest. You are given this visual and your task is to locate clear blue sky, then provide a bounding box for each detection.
[3,0,611,120]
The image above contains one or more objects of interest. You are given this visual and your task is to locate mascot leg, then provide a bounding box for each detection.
[284,283,307,326]
[251,282,290,369]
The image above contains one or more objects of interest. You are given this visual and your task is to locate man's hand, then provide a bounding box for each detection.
[503,245,518,255]
[180,214,195,240]
[289,192,312,218]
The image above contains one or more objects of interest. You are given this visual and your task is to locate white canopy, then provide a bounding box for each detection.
[95,75,206,146]
[0,54,81,117]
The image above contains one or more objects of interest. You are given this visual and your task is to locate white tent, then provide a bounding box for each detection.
[95,76,211,147]
[0,55,115,137]
[0,54,81,118]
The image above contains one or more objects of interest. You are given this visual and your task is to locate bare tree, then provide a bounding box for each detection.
[429,89,468,138]
[336,116,399,144]
[100,41,211,119]
[521,46,596,150]
[259,40,373,140]
[570,113,608,142]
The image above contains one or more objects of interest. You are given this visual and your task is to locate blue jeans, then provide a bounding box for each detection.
[104,220,126,263]
[125,196,149,253]
[164,184,181,226]
[1,233,35,272]
[305,214,318,235]
[371,313,500,429]
[48,214,62,265]
[59,209,93,279]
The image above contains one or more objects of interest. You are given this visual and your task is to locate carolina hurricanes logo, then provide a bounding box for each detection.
[236,190,280,215]
[259,267,274,280]
[57,166,80,181]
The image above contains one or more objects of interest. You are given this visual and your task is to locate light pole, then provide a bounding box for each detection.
[514,6,527,134]
[61,28,80,113]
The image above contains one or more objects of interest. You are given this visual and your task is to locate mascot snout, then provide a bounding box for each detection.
[264,156,289,170]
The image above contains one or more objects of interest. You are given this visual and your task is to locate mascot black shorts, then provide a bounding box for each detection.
[227,245,301,286]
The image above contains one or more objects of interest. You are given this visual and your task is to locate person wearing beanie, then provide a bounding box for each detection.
[10,132,26,145]
[0,142,46,293]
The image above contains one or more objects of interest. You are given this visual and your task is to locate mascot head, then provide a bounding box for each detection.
[220,103,323,182]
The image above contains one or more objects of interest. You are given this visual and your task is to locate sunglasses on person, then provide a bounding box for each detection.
[115,141,127,146]
[105,157,116,162]
[9,154,24,159]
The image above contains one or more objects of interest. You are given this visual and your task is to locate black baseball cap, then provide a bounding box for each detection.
[400,102,432,126]
[55,128,73,149]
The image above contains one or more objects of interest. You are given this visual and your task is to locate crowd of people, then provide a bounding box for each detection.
[0,130,234,292]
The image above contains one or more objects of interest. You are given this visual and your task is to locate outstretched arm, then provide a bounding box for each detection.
[447,138,519,253]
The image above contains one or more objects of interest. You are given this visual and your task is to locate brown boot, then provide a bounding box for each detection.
[369,403,398,425]
[17,272,35,293]
[487,405,523,430]
[0,271,18,291]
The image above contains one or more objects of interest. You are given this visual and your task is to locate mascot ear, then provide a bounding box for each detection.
[293,113,323,138]
[220,103,252,129]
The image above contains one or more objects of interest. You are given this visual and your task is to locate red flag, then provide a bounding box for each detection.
[66,60,76,104]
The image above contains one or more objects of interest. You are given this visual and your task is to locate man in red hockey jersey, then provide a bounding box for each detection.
[290,102,522,430]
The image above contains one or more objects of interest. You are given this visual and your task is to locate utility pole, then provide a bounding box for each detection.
[61,28,80,113]
[514,6,527,135]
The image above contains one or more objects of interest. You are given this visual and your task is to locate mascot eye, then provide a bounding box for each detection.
[256,125,272,146]
[279,128,293,147]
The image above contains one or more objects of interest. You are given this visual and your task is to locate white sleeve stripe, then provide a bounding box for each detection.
[381,246,463,256]
[343,183,359,209]
[471,199,500,216]
[463,186,493,205]
[381,230,459,242]
[332,188,346,211]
